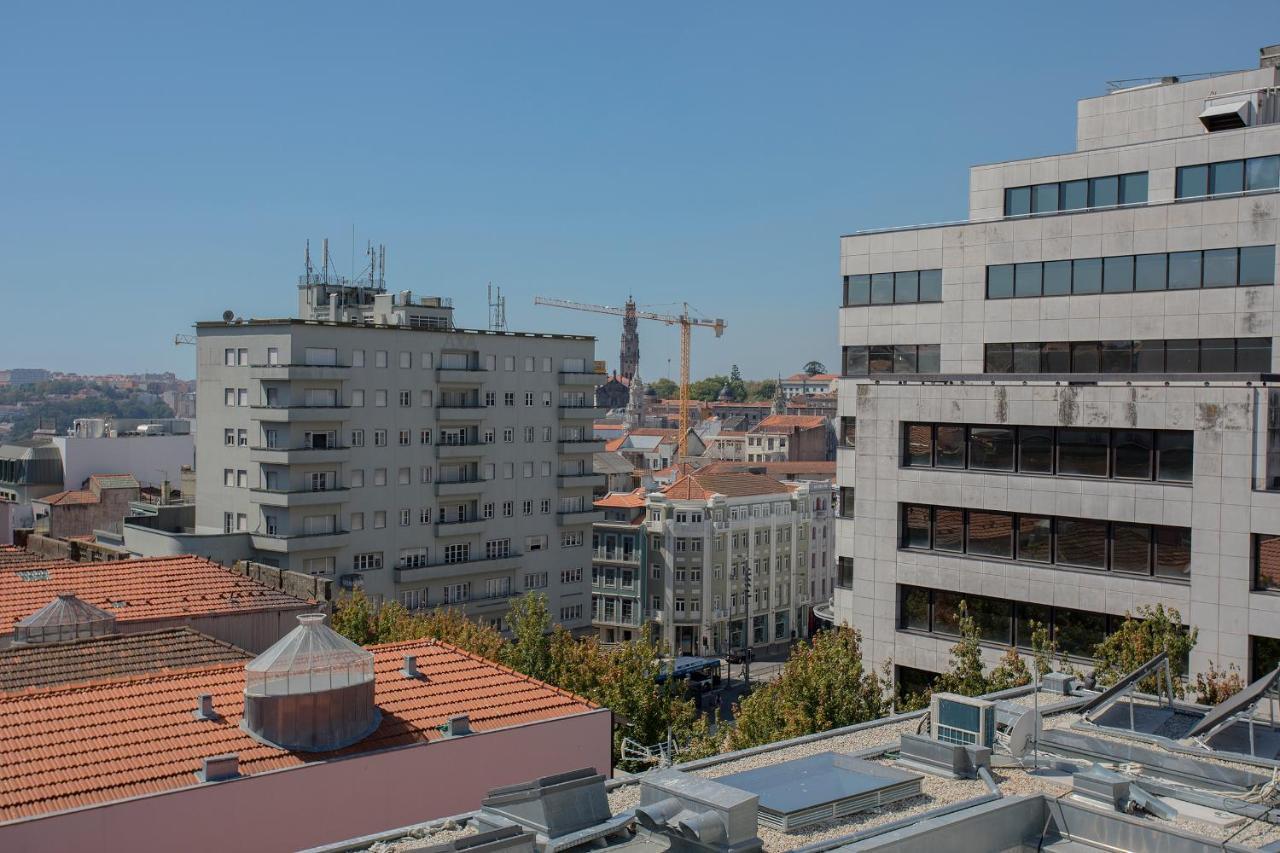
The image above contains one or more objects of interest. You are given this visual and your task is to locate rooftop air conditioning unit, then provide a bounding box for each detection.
[1199,97,1253,132]
[930,692,996,749]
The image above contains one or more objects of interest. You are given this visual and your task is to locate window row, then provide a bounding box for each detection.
[1255,533,1280,593]
[984,338,1271,375]
[842,269,942,306]
[901,503,1191,580]
[1176,155,1280,200]
[1004,172,1148,218]
[987,245,1275,299]
[902,423,1192,482]
[842,344,940,376]
[898,585,1180,659]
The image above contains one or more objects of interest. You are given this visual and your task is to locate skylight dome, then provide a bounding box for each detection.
[12,593,118,644]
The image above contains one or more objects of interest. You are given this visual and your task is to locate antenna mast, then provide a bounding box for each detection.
[322,238,330,284]
[488,283,507,331]
[304,240,313,283]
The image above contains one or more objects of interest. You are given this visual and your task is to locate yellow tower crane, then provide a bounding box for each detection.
[533,297,726,458]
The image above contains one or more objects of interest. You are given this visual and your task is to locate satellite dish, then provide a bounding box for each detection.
[222,310,235,323]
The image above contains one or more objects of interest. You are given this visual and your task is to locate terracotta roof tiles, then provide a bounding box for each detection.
[34,489,99,506]
[662,471,793,501]
[752,414,828,432]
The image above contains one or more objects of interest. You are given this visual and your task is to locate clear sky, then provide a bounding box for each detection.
[1,3,1274,380]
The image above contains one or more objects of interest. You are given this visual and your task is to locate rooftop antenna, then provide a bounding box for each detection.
[304,240,313,283]
[322,238,330,284]
[379,244,386,287]
[488,283,507,331]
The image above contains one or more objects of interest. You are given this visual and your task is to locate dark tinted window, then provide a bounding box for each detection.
[1103,255,1134,293]
[1031,183,1058,214]
[1061,180,1088,210]
[1112,523,1152,574]
[967,511,1014,559]
[868,346,894,374]
[1044,260,1073,295]
[1071,341,1100,373]
[935,426,966,468]
[1042,341,1071,373]
[1210,160,1244,195]
[871,273,894,303]
[919,269,943,301]
[1090,175,1118,207]
[1005,186,1031,217]
[984,343,1012,373]
[837,557,854,589]
[845,274,870,305]
[1012,342,1041,374]
[1168,252,1202,289]
[902,505,931,549]
[1113,430,1153,479]
[1016,603,1052,649]
[1203,249,1238,287]
[1120,172,1148,205]
[1236,338,1271,373]
[969,427,1015,471]
[1015,262,1043,297]
[1247,155,1280,192]
[900,586,930,631]
[1252,635,1280,682]
[1099,340,1133,373]
[1156,432,1193,482]
[987,265,1014,299]
[917,344,941,374]
[1017,516,1053,562]
[1056,608,1107,657]
[841,417,857,449]
[1155,527,1191,581]
[844,346,867,375]
[1134,253,1167,291]
[932,591,963,637]
[1200,338,1235,372]
[1239,246,1275,286]
[1257,534,1280,591]
[894,271,919,303]
[1165,339,1199,372]
[1018,427,1054,473]
[1176,164,1209,199]
[904,424,932,466]
[934,508,964,552]
[1058,429,1109,477]
[893,346,917,374]
[1072,257,1102,293]
[1134,340,1165,373]
[969,597,1013,644]
[1055,518,1107,569]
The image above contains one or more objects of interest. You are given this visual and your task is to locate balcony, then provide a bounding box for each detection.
[436,367,488,384]
[249,405,349,424]
[394,554,520,584]
[436,442,486,459]
[249,445,351,465]
[557,473,605,489]
[250,364,349,381]
[558,371,604,387]
[592,549,640,565]
[435,518,487,537]
[251,529,349,552]
[249,487,350,507]
[435,479,486,497]
[436,404,488,421]
[558,405,608,420]
[558,440,605,454]
[558,509,605,526]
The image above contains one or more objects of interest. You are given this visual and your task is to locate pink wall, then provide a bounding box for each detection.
[0,709,612,853]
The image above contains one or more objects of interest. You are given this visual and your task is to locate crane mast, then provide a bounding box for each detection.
[532,297,726,458]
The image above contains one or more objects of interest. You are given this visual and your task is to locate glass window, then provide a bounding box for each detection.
[1090,175,1118,207]
[969,426,1015,471]
[1099,340,1133,373]
[844,346,868,376]
[984,343,1012,373]
[1176,164,1209,199]
[1015,603,1052,649]
[900,587,931,631]
[1042,341,1070,373]
[1113,430,1153,479]
[1055,608,1107,657]
[868,346,894,374]
[1058,429,1109,477]
[1168,251,1202,289]
[1237,338,1272,372]
[1134,253,1167,291]
[1134,340,1165,373]
[1112,523,1152,574]
[871,273,894,304]
[1120,172,1148,205]
[1055,518,1108,569]
[1155,527,1192,581]
[1072,257,1102,293]
[1239,246,1275,286]
[987,265,1015,299]
[934,508,964,552]
[1043,260,1073,296]
[967,511,1013,559]
[1203,249,1238,287]
[919,269,943,302]
[1032,183,1058,214]
[1156,432,1193,482]
[904,424,933,467]
[1246,155,1280,192]
[1017,516,1053,563]
[917,344,941,373]
[969,597,1013,644]
[1018,427,1055,473]
[1013,342,1041,374]
[1200,338,1235,372]
[935,425,966,468]
[1061,179,1088,211]
[1257,534,1280,591]
[1071,341,1100,373]
[1165,339,1199,372]
[1103,255,1134,293]
[931,591,964,637]
[1015,262,1043,297]
[893,345,918,374]
[1210,160,1244,195]
[895,270,919,303]
[1252,635,1280,682]
[1005,186,1031,217]
[845,274,870,305]
[902,505,931,549]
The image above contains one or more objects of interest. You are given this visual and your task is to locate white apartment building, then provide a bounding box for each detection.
[638,469,834,655]
[836,46,1280,690]
[192,268,605,631]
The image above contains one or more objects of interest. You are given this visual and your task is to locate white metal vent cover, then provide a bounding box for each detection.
[1199,98,1253,132]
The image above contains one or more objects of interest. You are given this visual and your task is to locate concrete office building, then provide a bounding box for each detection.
[192,263,604,632]
[836,46,1280,687]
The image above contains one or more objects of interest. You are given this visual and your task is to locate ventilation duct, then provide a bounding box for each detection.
[1199,98,1253,132]
[241,612,379,752]
[12,593,118,644]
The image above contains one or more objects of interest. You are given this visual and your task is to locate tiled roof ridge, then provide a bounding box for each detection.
[0,657,252,702]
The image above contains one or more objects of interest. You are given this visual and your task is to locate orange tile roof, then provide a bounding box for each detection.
[605,436,627,452]
[0,638,598,821]
[752,414,828,432]
[34,489,99,506]
[662,471,792,501]
[594,489,647,509]
[0,556,311,635]
[784,373,837,382]
[700,461,837,476]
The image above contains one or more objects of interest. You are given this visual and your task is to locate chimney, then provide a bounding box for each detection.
[193,693,218,721]
[196,754,240,783]
[402,654,423,680]
[444,714,472,737]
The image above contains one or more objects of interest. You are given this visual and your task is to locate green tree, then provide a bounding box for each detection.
[502,592,554,681]
[726,627,889,750]
[688,375,730,401]
[329,591,378,645]
[744,379,777,402]
[1195,661,1245,705]
[328,592,506,659]
[986,646,1033,692]
[1092,604,1196,697]
[932,605,990,696]
[802,361,827,375]
[648,378,678,399]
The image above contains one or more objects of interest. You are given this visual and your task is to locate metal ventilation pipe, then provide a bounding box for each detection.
[402,655,423,680]
[193,693,217,721]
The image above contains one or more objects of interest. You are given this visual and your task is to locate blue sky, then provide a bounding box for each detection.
[1,3,1273,379]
